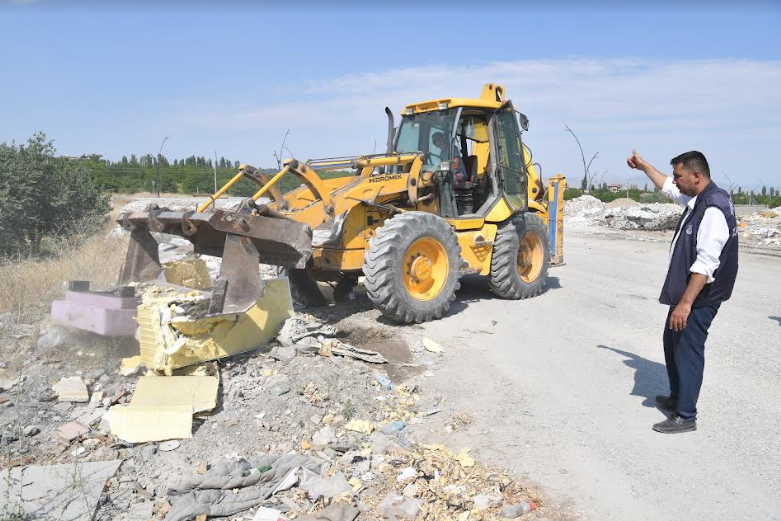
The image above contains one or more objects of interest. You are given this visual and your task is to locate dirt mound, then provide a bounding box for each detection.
[607,197,640,208]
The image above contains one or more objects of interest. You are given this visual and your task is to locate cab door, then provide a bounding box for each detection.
[492,102,528,212]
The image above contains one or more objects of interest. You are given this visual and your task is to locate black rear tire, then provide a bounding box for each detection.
[488,213,550,299]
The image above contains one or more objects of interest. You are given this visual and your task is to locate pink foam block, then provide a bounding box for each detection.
[51,296,137,336]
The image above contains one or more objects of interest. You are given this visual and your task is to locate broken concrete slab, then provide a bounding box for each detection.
[0,460,121,521]
[57,421,89,443]
[0,372,21,392]
[55,377,89,402]
[312,426,337,447]
[53,402,74,414]
[136,278,293,373]
[74,407,107,428]
[109,404,193,443]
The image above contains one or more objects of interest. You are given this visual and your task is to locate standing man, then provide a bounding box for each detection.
[627,150,738,434]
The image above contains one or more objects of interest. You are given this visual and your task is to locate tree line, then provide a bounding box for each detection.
[82,152,351,197]
[0,132,354,258]
[565,183,780,207]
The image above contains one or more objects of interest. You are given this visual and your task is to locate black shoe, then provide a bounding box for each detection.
[653,414,697,434]
[655,395,676,412]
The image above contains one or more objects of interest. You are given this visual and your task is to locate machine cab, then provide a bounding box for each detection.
[394,88,530,219]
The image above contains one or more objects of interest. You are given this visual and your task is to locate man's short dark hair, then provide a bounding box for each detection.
[670,151,710,178]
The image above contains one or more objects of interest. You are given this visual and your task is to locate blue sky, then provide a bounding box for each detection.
[1,1,780,190]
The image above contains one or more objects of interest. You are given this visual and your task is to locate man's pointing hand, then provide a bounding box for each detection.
[627,149,648,171]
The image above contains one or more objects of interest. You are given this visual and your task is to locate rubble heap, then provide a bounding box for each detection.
[565,195,682,231]
[1,310,542,520]
[565,195,781,248]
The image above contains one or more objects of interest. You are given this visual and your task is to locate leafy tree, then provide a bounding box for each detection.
[0,132,109,257]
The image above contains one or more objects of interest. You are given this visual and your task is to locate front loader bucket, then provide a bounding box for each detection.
[118,200,313,316]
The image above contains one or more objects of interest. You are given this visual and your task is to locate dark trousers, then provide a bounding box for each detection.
[663,304,720,420]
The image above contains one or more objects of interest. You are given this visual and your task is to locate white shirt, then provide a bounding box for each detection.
[662,177,730,283]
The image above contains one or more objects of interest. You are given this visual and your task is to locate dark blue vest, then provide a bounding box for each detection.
[659,182,739,308]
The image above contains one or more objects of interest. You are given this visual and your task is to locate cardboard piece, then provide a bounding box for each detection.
[137,278,294,373]
[0,460,121,521]
[109,404,193,443]
[130,375,218,413]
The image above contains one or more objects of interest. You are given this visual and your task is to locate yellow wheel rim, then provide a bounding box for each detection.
[403,237,449,301]
[517,233,544,283]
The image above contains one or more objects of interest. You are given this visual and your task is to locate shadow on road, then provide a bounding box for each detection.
[769,316,781,327]
[597,344,668,408]
[446,275,563,316]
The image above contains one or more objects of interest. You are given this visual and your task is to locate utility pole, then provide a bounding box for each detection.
[213,151,218,193]
[155,135,169,197]
[758,178,767,208]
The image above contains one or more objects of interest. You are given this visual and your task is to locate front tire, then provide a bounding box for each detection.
[364,212,461,323]
[488,213,550,299]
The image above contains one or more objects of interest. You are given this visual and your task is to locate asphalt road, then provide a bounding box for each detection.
[416,228,781,521]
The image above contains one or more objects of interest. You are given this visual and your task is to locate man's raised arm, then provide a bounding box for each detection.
[627,149,668,190]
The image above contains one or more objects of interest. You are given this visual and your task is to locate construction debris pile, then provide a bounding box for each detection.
[565,195,682,231]
[736,209,781,247]
[565,195,781,249]
[1,306,541,520]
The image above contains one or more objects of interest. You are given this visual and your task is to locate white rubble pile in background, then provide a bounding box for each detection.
[563,194,604,217]
[565,195,682,231]
[565,195,781,248]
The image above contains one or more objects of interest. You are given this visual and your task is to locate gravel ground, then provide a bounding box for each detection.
[407,228,781,521]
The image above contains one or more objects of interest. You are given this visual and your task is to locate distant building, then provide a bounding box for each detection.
[607,183,622,193]
[64,154,90,161]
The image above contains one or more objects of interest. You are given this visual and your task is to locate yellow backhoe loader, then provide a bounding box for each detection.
[118,83,566,323]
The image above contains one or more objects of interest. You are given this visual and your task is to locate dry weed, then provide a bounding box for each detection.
[0,223,128,322]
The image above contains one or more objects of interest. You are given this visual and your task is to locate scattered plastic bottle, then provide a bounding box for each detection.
[380,420,406,435]
[244,464,272,477]
[499,501,536,518]
[373,371,392,390]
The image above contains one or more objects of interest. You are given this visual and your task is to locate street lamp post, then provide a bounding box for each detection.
[156,135,169,197]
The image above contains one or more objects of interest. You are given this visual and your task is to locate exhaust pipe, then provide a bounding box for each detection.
[385,107,395,154]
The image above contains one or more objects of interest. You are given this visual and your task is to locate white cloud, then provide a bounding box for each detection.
[159,58,781,187]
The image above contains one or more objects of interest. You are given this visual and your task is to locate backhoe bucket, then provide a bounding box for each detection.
[118,200,313,316]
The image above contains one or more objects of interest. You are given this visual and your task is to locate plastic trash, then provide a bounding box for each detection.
[373,371,392,390]
[500,501,536,518]
[244,464,272,477]
[380,420,405,435]
[396,467,416,482]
